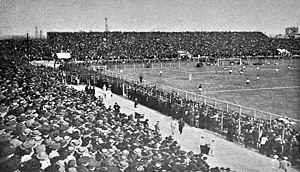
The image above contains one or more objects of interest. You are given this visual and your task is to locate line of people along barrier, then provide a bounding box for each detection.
[61,63,300,166]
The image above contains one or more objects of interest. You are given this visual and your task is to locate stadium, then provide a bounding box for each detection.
[1,1,300,172]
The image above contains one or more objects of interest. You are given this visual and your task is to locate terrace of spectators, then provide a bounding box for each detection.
[1,31,300,61]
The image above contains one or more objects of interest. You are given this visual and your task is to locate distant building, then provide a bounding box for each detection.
[269,27,300,38]
[285,27,300,38]
[285,27,298,36]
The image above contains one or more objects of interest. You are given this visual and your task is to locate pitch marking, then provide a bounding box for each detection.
[205,86,300,93]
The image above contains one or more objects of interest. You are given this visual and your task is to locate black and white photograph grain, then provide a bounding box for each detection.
[0,0,300,172]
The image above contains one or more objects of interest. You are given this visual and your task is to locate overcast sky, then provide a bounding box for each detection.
[0,0,299,36]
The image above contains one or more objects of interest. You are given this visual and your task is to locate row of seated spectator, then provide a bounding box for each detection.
[61,62,300,168]
[0,56,235,172]
[1,32,300,61]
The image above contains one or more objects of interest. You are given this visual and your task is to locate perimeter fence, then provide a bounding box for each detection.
[102,69,300,133]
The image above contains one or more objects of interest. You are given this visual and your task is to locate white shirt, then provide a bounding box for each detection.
[271,159,280,170]
[40,159,51,170]
[280,160,291,170]
[261,137,268,145]
[199,137,207,146]
[49,150,60,159]
[171,120,177,128]
[21,150,34,163]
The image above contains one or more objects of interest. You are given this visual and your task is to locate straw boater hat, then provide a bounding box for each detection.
[20,140,37,150]
[134,148,142,155]
[37,152,49,160]
[77,147,87,154]
[152,161,163,170]
[70,140,81,147]
[118,161,129,170]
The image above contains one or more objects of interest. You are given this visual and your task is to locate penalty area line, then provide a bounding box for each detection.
[204,86,300,93]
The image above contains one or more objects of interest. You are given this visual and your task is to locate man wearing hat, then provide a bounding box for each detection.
[280,157,291,172]
[178,118,185,135]
[271,155,280,171]
[154,121,160,135]
[37,151,51,170]
[20,140,37,163]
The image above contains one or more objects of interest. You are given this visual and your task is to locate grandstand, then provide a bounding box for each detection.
[1,30,300,172]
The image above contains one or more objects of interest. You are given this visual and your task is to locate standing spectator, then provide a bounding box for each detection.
[159,70,162,77]
[209,139,216,157]
[113,102,121,113]
[271,155,280,171]
[178,118,185,134]
[170,118,177,135]
[260,134,268,154]
[154,121,160,135]
[103,84,107,91]
[106,85,112,97]
[244,129,251,148]
[142,119,149,128]
[134,98,139,108]
[280,157,291,172]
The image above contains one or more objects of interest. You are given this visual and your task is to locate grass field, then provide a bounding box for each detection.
[121,60,300,122]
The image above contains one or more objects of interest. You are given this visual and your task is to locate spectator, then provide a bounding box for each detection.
[178,118,185,134]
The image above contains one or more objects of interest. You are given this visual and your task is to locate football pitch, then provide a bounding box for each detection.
[121,60,300,122]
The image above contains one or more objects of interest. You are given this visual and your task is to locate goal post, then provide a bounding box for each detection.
[217,58,242,66]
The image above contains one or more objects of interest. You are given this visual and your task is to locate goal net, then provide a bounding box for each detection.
[217,58,242,66]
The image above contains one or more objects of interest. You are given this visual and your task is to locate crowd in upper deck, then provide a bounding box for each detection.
[1,32,300,61]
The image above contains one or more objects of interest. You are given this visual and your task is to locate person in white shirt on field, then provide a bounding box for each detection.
[271,155,280,171]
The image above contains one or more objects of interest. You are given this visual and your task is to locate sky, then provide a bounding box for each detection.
[0,0,299,36]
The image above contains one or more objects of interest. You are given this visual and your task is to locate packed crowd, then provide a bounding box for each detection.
[1,32,300,62]
[0,56,239,172]
[61,62,300,168]
[47,32,274,60]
